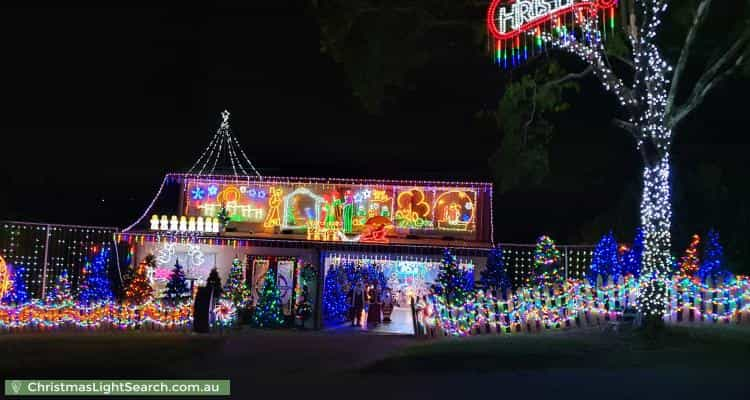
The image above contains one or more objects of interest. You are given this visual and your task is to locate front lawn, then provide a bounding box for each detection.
[0,331,226,378]
[362,325,750,374]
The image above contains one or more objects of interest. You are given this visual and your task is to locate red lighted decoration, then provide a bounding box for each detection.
[487,0,618,67]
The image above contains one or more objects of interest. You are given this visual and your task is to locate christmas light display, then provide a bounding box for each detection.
[437,248,473,305]
[485,0,750,319]
[77,247,114,305]
[698,229,729,284]
[224,257,251,308]
[0,300,192,331]
[46,270,73,305]
[187,110,262,179]
[212,298,237,328]
[165,260,191,303]
[294,264,315,324]
[423,275,750,337]
[1,222,117,299]
[124,260,154,305]
[1,265,29,305]
[0,257,10,299]
[487,0,617,67]
[622,228,644,278]
[480,245,511,292]
[678,234,701,278]
[533,235,562,286]
[251,269,285,328]
[150,215,219,234]
[588,232,622,285]
[322,265,348,322]
[177,177,490,242]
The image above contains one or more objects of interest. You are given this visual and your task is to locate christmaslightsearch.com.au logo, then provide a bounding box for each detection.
[5,380,230,396]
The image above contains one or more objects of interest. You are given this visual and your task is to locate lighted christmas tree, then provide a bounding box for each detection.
[322,266,348,322]
[205,267,223,297]
[437,248,471,305]
[1,265,29,305]
[217,205,230,228]
[698,229,729,284]
[251,269,285,328]
[295,264,315,324]
[622,228,644,278]
[224,257,251,308]
[165,260,190,303]
[678,234,701,278]
[588,232,621,285]
[124,260,153,304]
[533,235,562,286]
[480,245,510,292]
[46,270,73,305]
[78,247,114,305]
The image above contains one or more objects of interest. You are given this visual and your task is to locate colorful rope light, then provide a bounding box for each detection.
[421,275,750,337]
[0,301,193,331]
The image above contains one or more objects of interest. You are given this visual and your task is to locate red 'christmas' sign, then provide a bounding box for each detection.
[487,0,618,67]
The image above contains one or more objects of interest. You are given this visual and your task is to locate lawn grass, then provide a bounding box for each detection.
[361,325,750,375]
[0,331,227,378]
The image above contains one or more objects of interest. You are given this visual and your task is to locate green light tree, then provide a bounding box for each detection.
[251,269,285,328]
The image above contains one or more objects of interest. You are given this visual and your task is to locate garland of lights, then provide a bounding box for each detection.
[424,275,749,337]
[0,300,193,330]
[513,0,676,318]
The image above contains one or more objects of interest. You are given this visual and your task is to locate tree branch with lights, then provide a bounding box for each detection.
[531,0,748,319]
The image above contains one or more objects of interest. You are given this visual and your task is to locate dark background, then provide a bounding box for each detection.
[1,4,748,269]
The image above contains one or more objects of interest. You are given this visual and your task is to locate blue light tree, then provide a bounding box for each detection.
[437,248,472,305]
[480,245,510,293]
[698,229,730,284]
[622,228,644,278]
[322,266,348,322]
[78,247,114,305]
[2,265,29,305]
[588,231,622,285]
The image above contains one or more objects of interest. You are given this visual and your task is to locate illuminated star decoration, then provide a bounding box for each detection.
[191,187,205,200]
[207,185,219,197]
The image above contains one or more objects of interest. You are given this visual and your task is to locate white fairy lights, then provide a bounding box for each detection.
[540,0,675,317]
[187,110,263,179]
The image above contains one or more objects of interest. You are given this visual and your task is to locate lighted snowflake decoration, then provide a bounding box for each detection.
[465,202,473,210]
[207,185,219,197]
[191,187,205,200]
[362,189,371,199]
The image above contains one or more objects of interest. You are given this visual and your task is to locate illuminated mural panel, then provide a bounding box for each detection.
[182,179,488,241]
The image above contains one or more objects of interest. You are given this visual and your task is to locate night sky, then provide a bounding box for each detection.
[1,4,748,246]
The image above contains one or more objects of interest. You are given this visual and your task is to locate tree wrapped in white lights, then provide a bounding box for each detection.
[530,1,749,318]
